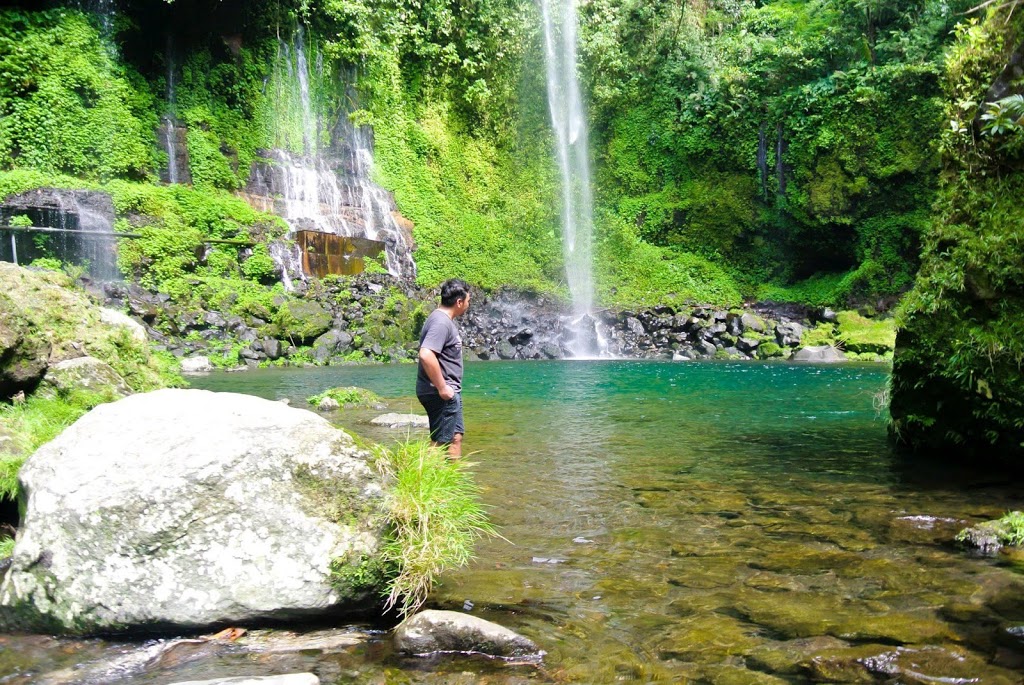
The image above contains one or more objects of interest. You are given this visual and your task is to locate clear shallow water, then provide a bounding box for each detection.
[5,361,1024,683]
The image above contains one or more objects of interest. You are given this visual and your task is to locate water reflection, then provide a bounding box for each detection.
[7,361,1018,683]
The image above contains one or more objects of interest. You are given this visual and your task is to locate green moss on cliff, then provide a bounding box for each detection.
[0,10,155,179]
[836,311,895,355]
[889,7,1024,462]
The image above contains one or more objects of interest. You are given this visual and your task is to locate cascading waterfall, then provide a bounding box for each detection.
[0,193,121,281]
[259,27,415,282]
[541,0,604,357]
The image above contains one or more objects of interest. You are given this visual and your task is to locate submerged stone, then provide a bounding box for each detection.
[370,413,429,429]
[393,609,542,658]
[807,644,1021,685]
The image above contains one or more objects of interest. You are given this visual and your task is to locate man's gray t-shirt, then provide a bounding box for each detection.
[416,309,463,396]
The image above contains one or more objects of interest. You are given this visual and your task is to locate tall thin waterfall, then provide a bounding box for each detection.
[295,26,318,156]
[75,0,116,49]
[68,196,120,282]
[163,37,179,184]
[541,0,601,356]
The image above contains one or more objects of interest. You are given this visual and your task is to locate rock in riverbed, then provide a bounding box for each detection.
[0,389,387,634]
[394,609,542,659]
[371,413,429,429]
[169,675,319,685]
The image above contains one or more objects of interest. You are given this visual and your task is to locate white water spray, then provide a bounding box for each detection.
[542,0,603,356]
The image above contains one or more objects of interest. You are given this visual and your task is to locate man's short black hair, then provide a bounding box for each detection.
[440,278,470,307]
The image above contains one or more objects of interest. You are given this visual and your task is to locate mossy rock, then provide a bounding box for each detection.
[801,323,839,348]
[274,299,332,344]
[307,386,384,409]
[835,311,895,354]
[757,342,784,359]
[955,511,1024,554]
[0,263,169,394]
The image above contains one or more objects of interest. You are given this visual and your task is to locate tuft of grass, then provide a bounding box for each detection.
[0,536,13,559]
[956,510,1024,548]
[998,511,1024,546]
[307,386,383,408]
[371,439,497,617]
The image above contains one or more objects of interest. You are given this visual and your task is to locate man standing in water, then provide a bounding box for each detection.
[417,278,471,458]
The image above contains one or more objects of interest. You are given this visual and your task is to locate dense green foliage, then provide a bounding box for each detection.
[0,10,155,178]
[889,5,1024,461]
[0,167,288,308]
[0,0,1002,311]
[582,0,973,303]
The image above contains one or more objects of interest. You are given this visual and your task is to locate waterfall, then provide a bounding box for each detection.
[758,124,768,200]
[93,0,115,37]
[68,197,121,281]
[163,37,179,185]
[256,27,416,282]
[541,0,601,357]
[295,26,318,157]
[776,124,787,196]
[74,0,116,49]
[0,192,121,281]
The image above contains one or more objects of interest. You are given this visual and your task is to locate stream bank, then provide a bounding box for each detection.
[97,273,897,370]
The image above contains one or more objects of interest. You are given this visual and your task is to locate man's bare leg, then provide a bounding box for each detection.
[429,433,463,459]
[448,433,463,459]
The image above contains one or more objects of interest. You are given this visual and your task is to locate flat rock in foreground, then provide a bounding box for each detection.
[394,609,542,659]
[0,389,386,635]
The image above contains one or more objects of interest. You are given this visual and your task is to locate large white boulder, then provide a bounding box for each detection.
[98,307,148,343]
[0,389,387,634]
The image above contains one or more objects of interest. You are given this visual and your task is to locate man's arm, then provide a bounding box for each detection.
[419,347,455,400]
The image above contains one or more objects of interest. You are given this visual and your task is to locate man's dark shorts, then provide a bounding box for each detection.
[417,392,464,445]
